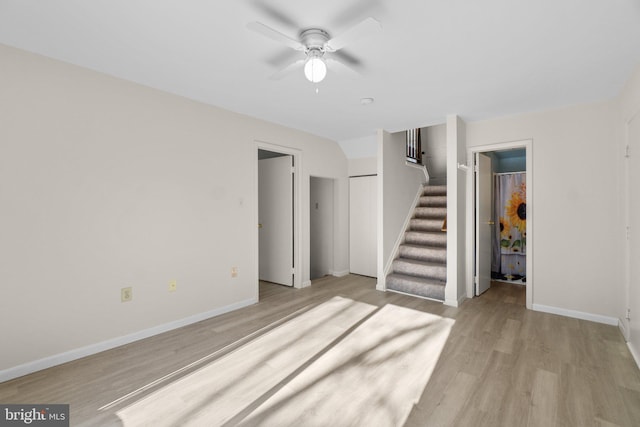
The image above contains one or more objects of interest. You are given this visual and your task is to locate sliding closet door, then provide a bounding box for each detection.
[349,176,377,277]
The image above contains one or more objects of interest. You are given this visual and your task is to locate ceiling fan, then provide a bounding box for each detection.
[247,17,381,83]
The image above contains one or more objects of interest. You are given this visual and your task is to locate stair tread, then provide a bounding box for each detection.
[400,243,447,252]
[411,217,446,221]
[387,272,446,285]
[414,207,447,216]
[405,230,447,236]
[405,230,447,247]
[400,242,446,248]
[395,257,444,265]
[418,196,447,207]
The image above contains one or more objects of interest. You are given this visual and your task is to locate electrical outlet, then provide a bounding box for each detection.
[121,287,132,302]
[231,267,238,278]
[169,280,177,292]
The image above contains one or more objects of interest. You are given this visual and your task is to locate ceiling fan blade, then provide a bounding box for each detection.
[249,0,299,29]
[326,57,361,78]
[324,17,381,52]
[330,0,385,28]
[247,21,305,51]
[270,58,306,80]
[332,50,362,67]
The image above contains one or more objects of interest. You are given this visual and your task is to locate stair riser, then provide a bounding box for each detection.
[409,219,446,232]
[399,246,446,263]
[422,186,447,196]
[405,232,446,246]
[386,277,445,300]
[414,207,447,219]
[392,260,447,281]
[418,196,447,207]
[405,229,447,242]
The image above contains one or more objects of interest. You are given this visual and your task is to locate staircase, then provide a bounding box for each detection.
[386,184,447,301]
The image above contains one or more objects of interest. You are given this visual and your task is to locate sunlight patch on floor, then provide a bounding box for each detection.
[116,296,376,426]
[116,298,453,426]
[239,304,454,427]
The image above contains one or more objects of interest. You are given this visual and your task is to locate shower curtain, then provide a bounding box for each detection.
[492,172,526,277]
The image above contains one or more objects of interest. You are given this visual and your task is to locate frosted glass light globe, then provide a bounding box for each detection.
[304,57,327,83]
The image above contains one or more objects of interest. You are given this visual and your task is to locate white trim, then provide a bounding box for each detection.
[301,280,312,288]
[0,298,257,383]
[628,342,640,370]
[404,161,430,183]
[444,293,467,308]
[255,141,303,289]
[619,318,630,341]
[532,304,618,326]
[387,288,444,304]
[382,183,425,279]
[330,269,350,277]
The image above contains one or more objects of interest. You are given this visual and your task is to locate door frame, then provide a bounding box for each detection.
[255,141,303,289]
[623,110,640,344]
[466,139,533,309]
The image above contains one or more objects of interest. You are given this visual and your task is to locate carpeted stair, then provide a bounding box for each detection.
[386,184,447,301]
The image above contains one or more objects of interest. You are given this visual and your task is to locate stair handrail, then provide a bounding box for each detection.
[405,128,430,184]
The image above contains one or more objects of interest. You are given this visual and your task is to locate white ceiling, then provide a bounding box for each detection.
[1,0,639,142]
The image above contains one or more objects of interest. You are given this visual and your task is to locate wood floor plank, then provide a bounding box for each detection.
[527,368,559,427]
[421,371,477,427]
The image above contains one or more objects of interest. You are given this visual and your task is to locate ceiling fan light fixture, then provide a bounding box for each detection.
[304,56,327,83]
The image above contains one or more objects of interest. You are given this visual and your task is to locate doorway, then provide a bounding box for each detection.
[310,176,335,280]
[256,145,301,289]
[468,140,533,309]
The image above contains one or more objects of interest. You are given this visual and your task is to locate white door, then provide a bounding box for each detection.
[259,155,293,286]
[475,153,493,295]
[349,175,377,277]
[628,115,640,351]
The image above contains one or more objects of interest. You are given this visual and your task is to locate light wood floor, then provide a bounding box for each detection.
[1,275,639,426]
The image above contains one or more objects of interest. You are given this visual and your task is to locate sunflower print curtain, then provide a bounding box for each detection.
[492,173,526,276]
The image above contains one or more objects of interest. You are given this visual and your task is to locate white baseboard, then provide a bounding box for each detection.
[628,342,640,370]
[387,288,444,304]
[330,270,350,278]
[532,304,618,326]
[444,294,466,308]
[619,318,630,341]
[0,297,257,384]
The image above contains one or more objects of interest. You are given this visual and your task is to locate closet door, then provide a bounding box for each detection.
[349,176,377,277]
